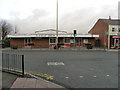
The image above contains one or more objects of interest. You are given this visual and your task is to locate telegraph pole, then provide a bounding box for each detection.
[56,0,58,47]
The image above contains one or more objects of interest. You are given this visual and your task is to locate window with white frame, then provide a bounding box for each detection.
[50,38,56,43]
[112,28,115,32]
[83,39,88,43]
[25,38,31,44]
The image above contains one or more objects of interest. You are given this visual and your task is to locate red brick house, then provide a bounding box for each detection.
[7,29,99,48]
[88,17,120,48]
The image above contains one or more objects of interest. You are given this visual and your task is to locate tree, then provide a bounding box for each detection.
[0,20,13,40]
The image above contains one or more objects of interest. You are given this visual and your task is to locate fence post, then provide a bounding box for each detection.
[22,55,24,76]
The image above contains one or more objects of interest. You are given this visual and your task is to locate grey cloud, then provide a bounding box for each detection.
[59,5,117,33]
[9,4,118,34]
[15,9,52,33]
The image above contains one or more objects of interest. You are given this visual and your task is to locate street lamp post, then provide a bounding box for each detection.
[56,0,58,48]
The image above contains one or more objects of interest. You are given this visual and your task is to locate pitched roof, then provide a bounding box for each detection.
[101,19,120,25]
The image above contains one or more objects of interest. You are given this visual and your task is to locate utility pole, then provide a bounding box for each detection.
[56,0,58,48]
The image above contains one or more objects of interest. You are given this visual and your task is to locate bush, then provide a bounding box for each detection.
[28,43,35,46]
[2,38,10,48]
[12,45,18,49]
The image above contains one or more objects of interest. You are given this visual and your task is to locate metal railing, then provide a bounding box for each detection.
[2,53,24,76]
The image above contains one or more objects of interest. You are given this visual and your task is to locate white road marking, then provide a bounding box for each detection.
[93,76,97,77]
[65,77,69,79]
[47,62,65,66]
[80,76,84,78]
[106,75,110,77]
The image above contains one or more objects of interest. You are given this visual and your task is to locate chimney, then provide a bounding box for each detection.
[109,16,111,20]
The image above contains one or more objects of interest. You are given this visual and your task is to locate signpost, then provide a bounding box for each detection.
[104,30,108,50]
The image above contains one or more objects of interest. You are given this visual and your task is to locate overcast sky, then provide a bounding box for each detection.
[0,0,119,34]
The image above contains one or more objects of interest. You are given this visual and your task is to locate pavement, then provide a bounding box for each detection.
[10,77,64,88]
[1,71,65,89]
[2,47,120,52]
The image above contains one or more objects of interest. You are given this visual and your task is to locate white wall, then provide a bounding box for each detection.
[109,25,120,35]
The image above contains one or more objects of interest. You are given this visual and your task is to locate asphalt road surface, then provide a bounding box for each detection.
[2,50,119,88]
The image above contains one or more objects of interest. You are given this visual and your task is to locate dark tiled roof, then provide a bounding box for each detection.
[101,19,120,25]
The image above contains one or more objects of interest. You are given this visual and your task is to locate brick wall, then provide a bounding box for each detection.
[88,19,109,47]
[10,38,24,48]
[82,38,95,47]
[88,39,95,46]
[32,38,49,48]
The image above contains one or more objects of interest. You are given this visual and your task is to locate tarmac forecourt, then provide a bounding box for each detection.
[2,50,118,88]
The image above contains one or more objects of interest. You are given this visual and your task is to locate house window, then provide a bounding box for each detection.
[76,38,81,43]
[83,39,88,43]
[50,38,56,43]
[65,38,70,43]
[25,38,31,44]
[25,39,27,43]
[112,28,115,32]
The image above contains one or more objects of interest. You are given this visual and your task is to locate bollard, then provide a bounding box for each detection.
[22,55,24,76]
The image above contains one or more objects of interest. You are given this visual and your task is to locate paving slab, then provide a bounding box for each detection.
[24,78,36,88]
[11,78,64,88]
[11,78,26,88]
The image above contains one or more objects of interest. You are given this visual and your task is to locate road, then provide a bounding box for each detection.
[2,50,119,88]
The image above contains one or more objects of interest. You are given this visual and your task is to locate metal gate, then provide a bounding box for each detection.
[2,53,24,76]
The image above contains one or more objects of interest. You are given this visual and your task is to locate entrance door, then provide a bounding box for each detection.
[115,39,119,48]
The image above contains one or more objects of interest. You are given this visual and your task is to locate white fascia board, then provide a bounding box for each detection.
[7,34,99,38]
[76,35,91,37]
[92,35,99,37]
[58,34,73,37]
[7,35,36,38]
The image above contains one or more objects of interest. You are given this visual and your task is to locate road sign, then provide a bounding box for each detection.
[105,30,108,35]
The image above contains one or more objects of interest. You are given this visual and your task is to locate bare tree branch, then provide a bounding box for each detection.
[0,20,13,40]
